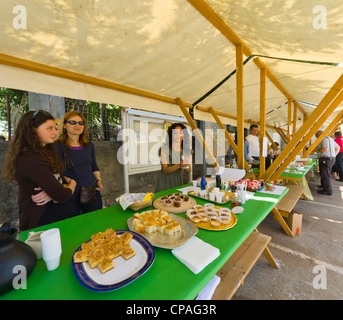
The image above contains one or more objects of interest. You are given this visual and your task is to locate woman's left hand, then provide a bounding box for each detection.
[180,159,191,172]
[96,180,104,190]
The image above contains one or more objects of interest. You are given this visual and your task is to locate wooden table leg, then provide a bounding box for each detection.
[301,192,309,201]
[262,246,279,269]
[254,228,279,269]
[271,207,295,237]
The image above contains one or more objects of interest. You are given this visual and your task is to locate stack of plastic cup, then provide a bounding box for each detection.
[40,228,62,271]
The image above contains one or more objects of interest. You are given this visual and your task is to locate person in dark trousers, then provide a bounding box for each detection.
[315,130,340,196]
[333,131,343,182]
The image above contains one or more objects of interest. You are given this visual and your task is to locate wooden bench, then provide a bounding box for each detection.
[271,184,305,237]
[212,230,277,300]
[275,185,305,217]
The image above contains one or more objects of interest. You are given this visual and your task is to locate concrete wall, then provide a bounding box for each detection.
[0,141,198,227]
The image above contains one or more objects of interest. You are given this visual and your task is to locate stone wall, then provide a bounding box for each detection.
[0,141,199,227]
[0,142,18,227]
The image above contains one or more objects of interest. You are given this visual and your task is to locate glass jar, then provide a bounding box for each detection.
[231,194,241,208]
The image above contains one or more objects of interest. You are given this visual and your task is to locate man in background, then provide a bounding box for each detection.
[315,130,340,196]
[245,124,259,160]
[333,131,343,182]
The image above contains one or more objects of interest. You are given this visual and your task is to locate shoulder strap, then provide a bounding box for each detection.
[63,146,83,187]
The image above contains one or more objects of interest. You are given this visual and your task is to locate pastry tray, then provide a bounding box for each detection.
[71,230,155,292]
[153,196,196,214]
[127,213,198,249]
[188,212,237,231]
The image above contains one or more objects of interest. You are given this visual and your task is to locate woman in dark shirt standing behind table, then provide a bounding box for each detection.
[55,111,103,217]
[2,110,76,231]
[155,122,191,192]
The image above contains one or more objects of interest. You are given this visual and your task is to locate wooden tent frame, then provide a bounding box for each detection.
[0,0,342,183]
[303,109,343,158]
[264,84,343,181]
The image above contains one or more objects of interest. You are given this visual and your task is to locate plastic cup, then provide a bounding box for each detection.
[212,187,220,195]
[216,192,224,203]
[209,193,216,201]
[41,228,62,271]
[200,190,206,198]
[44,256,61,271]
[192,180,198,187]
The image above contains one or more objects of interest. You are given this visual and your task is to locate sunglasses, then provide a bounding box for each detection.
[65,120,85,126]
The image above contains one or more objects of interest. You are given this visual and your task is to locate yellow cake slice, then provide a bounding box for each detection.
[121,245,136,260]
[98,258,114,274]
[73,250,90,263]
[121,232,133,245]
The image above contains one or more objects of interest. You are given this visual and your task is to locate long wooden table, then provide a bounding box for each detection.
[279,163,315,201]
[1,184,288,300]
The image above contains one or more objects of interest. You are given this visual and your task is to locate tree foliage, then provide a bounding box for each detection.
[0,88,29,134]
[0,88,122,140]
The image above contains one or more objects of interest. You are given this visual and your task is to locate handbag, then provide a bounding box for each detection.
[79,186,97,205]
[63,147,97,205]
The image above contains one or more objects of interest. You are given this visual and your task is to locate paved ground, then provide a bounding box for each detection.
[232,173,343,300]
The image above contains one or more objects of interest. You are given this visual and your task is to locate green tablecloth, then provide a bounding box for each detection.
[280,165,312,179]
[252,163,315,179]
[280,164,315,201]
[254,161,317,201]
[1,184,288,300]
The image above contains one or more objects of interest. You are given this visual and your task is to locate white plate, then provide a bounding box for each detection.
[82,239,147,286]
[71,230,155,292]
[231,206,244,214]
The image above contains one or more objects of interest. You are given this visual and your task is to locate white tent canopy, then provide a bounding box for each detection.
[0,0,342,130]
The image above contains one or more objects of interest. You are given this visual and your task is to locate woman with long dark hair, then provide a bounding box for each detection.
[2,110,76,231]
[155,123,191,192]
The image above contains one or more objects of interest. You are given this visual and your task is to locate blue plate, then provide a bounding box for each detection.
[71,230,155,292]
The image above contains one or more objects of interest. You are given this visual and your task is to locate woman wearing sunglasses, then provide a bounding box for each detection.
[54,111,103,216]
[2,110,76,231]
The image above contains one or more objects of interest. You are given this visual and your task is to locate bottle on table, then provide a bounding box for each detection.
[200,177,207,190]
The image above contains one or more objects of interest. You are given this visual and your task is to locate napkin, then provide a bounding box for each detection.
[195,275,221,300]
[116,193,146,210]
[258,185,286,195]
[176,186,199,193]
[171,237,220,274]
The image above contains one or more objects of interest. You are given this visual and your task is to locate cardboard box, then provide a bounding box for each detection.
[285,211,303,236]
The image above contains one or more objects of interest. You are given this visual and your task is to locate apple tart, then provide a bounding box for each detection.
[73,229,136,274]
